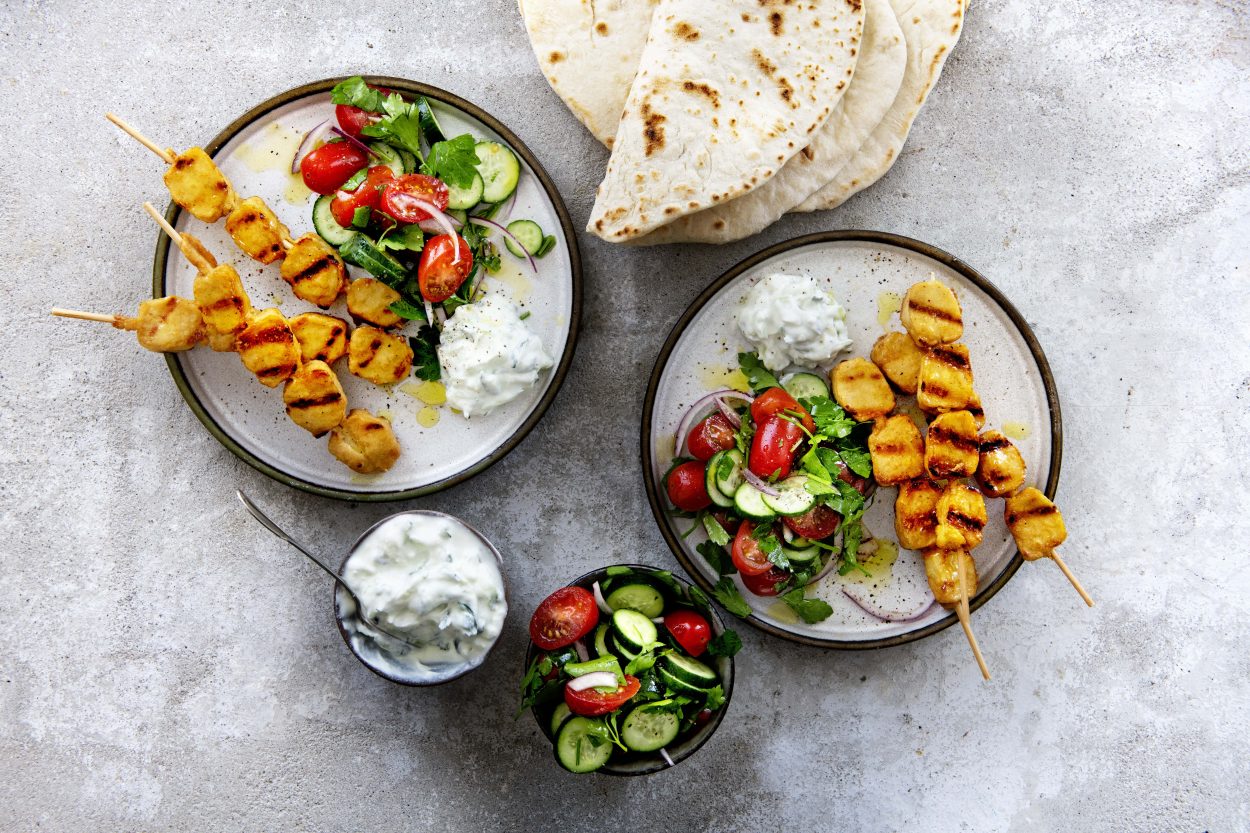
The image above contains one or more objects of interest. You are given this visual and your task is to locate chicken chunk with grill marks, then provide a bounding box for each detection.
[290,312,349,365]
[225,196,289,265]
[346,278,403,328]
[895,477,944,550]
[832,357,895,422]
[922,547,979,607]
[924,410,980,479]
[870,331,924,393]
[328,408,401,474]
[349,325,413,386]
[236,307,300,387]
[1004,487,1067,561]
[869,414,925,486]
[193,263,251,352]
[122,296,205,352]
[901,279,962,346]
[976,430,1026,497]
[283,360,347,438]
[280,233,347,308]
[935,482,988,551]
[163,148,236,223]
[917,342,977,413]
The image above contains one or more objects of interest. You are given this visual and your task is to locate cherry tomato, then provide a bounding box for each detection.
[564,674,641,717]
[529,586,599,650]
[380,174,450,224]
[335,85,394,140]
[695,709,714,726]
[748,416,804,479]
[750,387,815,433]
[741,566,789,597]
[417,234,474,302]
[711,510,741,538]
[731,521,774,576]
[330,165,394,227]
[664,610,712,656]
[837,461,871,495]
[300,142,369,195]
[666,461,712,512]
[783,504,841,541]
[686,413,737,461]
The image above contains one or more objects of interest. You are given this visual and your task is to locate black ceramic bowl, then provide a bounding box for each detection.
[522,564,735,776]
[334,510,508,686]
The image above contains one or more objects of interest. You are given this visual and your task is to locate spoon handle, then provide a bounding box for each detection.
[235,490,341,583]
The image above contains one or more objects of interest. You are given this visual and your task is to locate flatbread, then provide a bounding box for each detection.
[793,0,965,212]
[585,0,865,243]
[637,0,905,244]
[517,0,656,149]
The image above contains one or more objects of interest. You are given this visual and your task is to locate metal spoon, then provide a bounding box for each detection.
[235,490,418,648]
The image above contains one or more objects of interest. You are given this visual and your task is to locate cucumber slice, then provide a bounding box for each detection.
[593,623,611,657]
[475,141,521,202]
[446,172,484,210]
[661,653,718,689]
[504,219,544,257]
[367,142,405,176]
[549,702,573,735]
[782,543,821,565]
[606,583,665,619]
[609,632,640,662]
[761,475,817,517]
[733,482,776,522]
[396,147,418,174]
[713,449,746,499]
[612,609,658,653]
[657,665,707,696]
[338,233,409,287]
[448,209,468,227]
[621,702,680,752]
[782,371,830,401]
[416,97,445,144]
[555,716,614,773]
[312,195,354,246]
[705,452,735,508]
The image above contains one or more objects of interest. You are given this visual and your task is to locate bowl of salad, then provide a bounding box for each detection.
[518,565,740,775]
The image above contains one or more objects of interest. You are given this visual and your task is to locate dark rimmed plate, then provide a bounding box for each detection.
[152,77,581,500]
[642,231,1061,649]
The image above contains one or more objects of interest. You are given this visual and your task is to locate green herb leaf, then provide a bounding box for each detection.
[738,352,781,393]
[387,299,427,321]
[711,576,752,618]
[706,630,742,658]
[422,134,481,190]
[801,396,856,439]
[839,445,873,479]
[704,684,727,711]
[624,648,667,676]
[781,588,834,623]
[377,224,424,252]
[605,566,633,577]
[702,513,730,547]
[408,324,441,381]
[329,76,387,112]
[697,540,736,576]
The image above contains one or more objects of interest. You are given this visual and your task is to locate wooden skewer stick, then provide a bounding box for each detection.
[142,202,215,272]
[105,113,174,164]
[955,568,990,680]
[50,308,132,328]
[1050,552,1094,607]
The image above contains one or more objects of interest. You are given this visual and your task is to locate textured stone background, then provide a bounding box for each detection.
[2,1,1248,830]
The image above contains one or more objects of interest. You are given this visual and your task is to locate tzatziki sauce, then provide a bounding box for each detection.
[337,512,507,684]
[737,273,853,372]
[438,293,553,418]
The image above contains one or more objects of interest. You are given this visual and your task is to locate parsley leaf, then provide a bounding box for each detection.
[624,648,666,676]
[704,684,727,711]
[697,541,736,576]
[702,513,730,547]
[408,324,441,381]
[329,76,387,112]
[712,576,752,618]
[377,224,424,252]
[781,588,834,623]
[422,134,481,190]
[800,396,856,439]
[387,299,427,322]
[738,352,781,393]
[706,630,742,658]
[358,94,426,158]
[839,444,873,479]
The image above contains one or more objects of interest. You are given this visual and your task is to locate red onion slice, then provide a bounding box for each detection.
[674,390,754,455]
[715,397,741,428]
[498,186,518,222]
[468,217,538,274]
[592,581,612,616]
[742,469,780,497]
[329,125,376,159]
[291,119,332,174]
[842,586,937,623]
[567,671,618,691]
[573,639,590,663]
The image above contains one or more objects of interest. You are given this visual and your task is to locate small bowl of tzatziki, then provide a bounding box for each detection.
[333,511,508,686]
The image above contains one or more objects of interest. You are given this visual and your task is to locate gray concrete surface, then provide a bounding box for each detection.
[2,0,1248,830]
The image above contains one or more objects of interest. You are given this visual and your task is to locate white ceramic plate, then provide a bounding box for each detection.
[642,232,1061,649]
[153,78,580,500]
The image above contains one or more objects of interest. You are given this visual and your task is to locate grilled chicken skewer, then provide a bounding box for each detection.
[1005,488,1094,607]
[923,547,990,680]
[51,301,205,352]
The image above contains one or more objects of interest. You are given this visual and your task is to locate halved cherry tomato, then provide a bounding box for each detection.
[335,85,394,140]
[741,566,789,597]
[417,234,474,302]
[301,142,369,195]
[529,586,599,650]
[748,415,804,479]
[751,387,815,433]
[664,609,712,656]
[731,521,774,576]
[783,504,841,541]
[686,413,737,461]
[666,460,712,512]
[564,674,641,717]
[330,165,394,227]
[380,174,450,224]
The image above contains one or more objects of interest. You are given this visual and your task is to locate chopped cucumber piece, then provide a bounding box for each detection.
[475,141,520,202]
[338,233,408,287]
[661,653,718,689]
[713,449,746,499]
[621,702,680,752]
[761,475,817,517]
[555,716,614,773]
[593,623,611,657]
[657,665,707,696]
[504,219,544,257]
[351,205,371,228]
[733,482,776,522]
[446,172,484,210]
[396,146,418,174]
[416,97,445,144]
[782,371,830,401]
[705,451,735,508]
[606,583,665,619]
[612,609,658,653]
[312,195,354,246]
[609,632,640,662]
[367,142,405,176]
[782,543,821,565]
[340,168,368,191]
[549,702,573,736]
[534,234,558,257]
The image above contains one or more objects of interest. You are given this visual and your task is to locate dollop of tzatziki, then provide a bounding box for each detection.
[438,293,554,418]
[339,513,507,683]
[737,273,853,371]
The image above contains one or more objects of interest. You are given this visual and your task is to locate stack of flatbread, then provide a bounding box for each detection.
[519,0,965,245]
